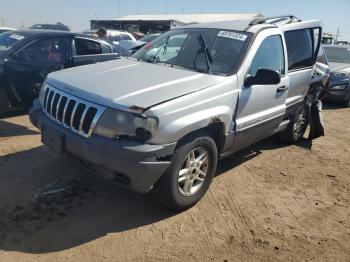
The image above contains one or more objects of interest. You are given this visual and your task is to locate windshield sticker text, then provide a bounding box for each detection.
[217,31,247,41]
[9,34,24,40]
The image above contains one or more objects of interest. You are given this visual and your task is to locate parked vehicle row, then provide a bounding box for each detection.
[29,15,329,210]
[0,30,120,113]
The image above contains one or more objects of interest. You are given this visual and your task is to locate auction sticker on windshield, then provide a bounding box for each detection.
[218,31,247,41]
[9,34,24,41]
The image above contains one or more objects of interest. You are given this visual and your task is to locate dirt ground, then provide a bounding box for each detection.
[0,104,349,262]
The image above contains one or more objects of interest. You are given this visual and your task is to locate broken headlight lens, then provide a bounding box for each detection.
[94,108,158,141]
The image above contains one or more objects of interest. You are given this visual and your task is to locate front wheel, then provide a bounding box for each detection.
[152,132,218,211]
[279,102,310,143]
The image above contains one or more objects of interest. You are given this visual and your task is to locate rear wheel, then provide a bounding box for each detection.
[279,102,310,143]
[152,132,218,211]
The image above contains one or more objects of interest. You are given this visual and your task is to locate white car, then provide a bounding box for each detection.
[83,29,142,53]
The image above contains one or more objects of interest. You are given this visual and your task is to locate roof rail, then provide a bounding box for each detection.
[249,15,300,26]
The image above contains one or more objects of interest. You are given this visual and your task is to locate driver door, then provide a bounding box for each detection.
[4,37,69,108]
[233,33,289,150]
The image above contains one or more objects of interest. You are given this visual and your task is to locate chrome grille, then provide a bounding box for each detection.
[42,85,105,138]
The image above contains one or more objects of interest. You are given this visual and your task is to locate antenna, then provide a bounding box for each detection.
[118,0,121,57]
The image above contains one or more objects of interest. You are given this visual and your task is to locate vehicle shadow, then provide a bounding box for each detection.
[0,136,311,254]
[322,101,347,111]
[0,119,39,137]
[0,109,28,119]
[216,136,312,176]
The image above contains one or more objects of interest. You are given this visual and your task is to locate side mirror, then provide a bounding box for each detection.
[245,68,281,86]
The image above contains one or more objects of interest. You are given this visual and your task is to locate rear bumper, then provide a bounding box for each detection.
[29,100,176,193]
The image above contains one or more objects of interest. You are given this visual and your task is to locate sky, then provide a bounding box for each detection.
[1,0,349,40]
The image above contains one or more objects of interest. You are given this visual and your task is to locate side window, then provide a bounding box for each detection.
[284,29,313,70]
[111,35,122,42]
[75,38,102,56]
[249,35,285,77]
[101,43,112,53]
[17,38,68,64]
[122,34,132,41]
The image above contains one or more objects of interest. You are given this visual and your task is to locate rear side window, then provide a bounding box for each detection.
[75,38,102,55]
[101,43,112,53]
[284,29,313,70]
[249,35,285,76]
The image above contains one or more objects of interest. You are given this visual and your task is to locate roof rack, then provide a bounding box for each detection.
[249,15,301,26]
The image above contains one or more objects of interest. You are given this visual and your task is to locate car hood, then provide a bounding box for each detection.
[329,62,350,74]
[47,58,225,110]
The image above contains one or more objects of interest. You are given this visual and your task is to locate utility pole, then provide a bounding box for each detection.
[335,28,340,44]
[137,1,140,15]
[165,0,168,14]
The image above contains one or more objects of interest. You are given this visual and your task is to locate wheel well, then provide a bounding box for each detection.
[176,121,226,153]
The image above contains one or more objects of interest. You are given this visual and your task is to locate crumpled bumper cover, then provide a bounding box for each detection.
[29,99,176,193]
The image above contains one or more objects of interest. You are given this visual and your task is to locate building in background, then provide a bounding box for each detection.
[90,13,262,35]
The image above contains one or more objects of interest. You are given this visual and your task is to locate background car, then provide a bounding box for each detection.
[140,33,162,43]
[0,30,119,114]
[0,27,16,34]
[83,29,144,56]
[323,45,350,107]
[29,23,70,32]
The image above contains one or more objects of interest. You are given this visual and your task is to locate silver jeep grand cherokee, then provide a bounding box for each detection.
[30,16,329,210]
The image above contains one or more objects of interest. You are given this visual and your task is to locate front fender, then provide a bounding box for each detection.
[150,106,233,144]
[146,75,239,145]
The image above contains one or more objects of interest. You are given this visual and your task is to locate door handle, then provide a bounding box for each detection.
[277,86,288,93]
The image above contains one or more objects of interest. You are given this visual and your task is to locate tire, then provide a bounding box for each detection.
[343,96,350,108]
[279,101,310,143]
[152,132,218,211]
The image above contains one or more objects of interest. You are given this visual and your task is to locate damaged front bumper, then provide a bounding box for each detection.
[29,100,176,193]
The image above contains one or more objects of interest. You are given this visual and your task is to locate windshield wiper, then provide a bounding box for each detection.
[153,35,171,64]
[197,34,213,74]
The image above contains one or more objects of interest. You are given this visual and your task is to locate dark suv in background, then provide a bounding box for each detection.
[0,30,119,114]
[323,45,350,107]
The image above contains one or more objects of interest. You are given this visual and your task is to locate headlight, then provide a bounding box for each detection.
[94,108,158,141]
[39,81,48,106]
[330,85,347,91]
[332,72,350,78]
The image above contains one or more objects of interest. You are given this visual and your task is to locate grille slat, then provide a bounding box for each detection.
[42,85,105,138]
[55,95,63,120]
[51,93,60,118]
[69,101,78,128]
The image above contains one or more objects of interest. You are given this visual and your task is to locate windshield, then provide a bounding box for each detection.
[132,28,251,76]
[324,46,350,64]
[0,32,25,53]
[141,34,161,42]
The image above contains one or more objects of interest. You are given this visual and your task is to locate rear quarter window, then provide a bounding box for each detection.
[284,29,313,71]
[75,38,102,55]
